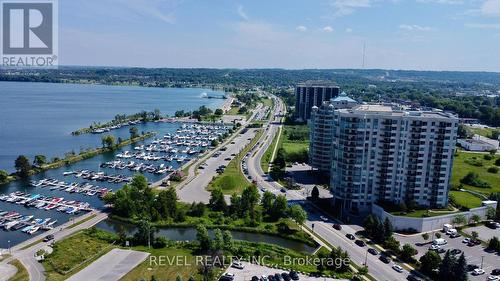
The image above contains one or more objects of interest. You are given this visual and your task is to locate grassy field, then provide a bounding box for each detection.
[261,127,281,173]
[43,229,116,281]
[451,151,500,196]
[207,129,263,195]
[468,126,499,139]
[225,106,241,115]
[8,259,29,281]
[261,97,273,108]
[449,191,484,209]
[280,125,309,163]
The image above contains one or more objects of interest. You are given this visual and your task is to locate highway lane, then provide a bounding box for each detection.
[178,103,269,203]
[246,95,412,281]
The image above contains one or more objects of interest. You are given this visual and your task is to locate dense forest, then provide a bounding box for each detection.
[2,67,499,126]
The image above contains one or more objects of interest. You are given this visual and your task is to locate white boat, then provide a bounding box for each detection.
[27,226,40,235]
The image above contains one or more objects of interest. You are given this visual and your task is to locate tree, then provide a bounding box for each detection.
[311,186,320,200]
[383,217,393,242]
[33,155,47,166]
[101,135,115,148]
[363,214,377,238]
[288,204,307,225]
[14,155,31,178]
[422,233,429,242]
[209,188,227,212]
[439,251,457,281]
[214,109,223,116]
[261,191,275,217]
[196,224,211,252]
[134,220,155,247]
[471,231,479,241]
[222,230,233,250]
[454,253,468,281]
[470,214,481,225]
[272,195,288,220]
[419,251,442,276]
[212,229,224,252]
[384,236,400,253]
[175,276,182,281]
[400,244,417,262]
[210,139,219,147]
[486,206,496,220]
[156,188,178,219]
[129,126,139,139]
[488,236,500,251]
[452,214,467,226]
[435,232,442,239]
[0,170,9,183]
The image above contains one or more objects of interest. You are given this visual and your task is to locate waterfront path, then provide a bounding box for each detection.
[0,210,108,281]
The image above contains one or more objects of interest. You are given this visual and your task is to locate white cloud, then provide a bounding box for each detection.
[237,5,248,20]
[481,0,500,17]
[465,22,500,29]
[345,28,353,33]
[323,26,334,32]
[296,25,308,32]
[399,24,432,31]
[329,0,373,17]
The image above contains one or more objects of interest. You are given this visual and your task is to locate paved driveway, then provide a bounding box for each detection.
[463,225,500,242]
[66,249,149,281]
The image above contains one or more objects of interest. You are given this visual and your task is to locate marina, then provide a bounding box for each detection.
[0,82,229,248]
[0,209,58,235]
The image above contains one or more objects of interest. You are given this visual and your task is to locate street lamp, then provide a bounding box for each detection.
[8,240,11,254]
[364,249,368,266]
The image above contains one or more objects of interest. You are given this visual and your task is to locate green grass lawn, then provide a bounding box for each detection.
[468,126,499,139]
[43,229,117,281]
[449,191,484,209]
[451,151,500,195]
[280,125,309,163]
[8,259,29,281]
[207,129,263,195]
[390,209,459,218]
[261,97,273,108]
[225,106,241,115]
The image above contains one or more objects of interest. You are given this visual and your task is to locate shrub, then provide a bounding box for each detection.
[488,166,499,174]
[484,154,493,160]
[460,172,491,188]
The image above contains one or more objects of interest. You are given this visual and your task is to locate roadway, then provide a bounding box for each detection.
[177,103,269,203]
[244,95,412,281]
[0,210,108,281]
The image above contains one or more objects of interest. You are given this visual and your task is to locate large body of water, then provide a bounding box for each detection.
[0,82,225,248]
[0,81,224,172]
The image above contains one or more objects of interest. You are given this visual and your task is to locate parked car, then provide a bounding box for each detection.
[392,265,404,273]
[252,277,259,281]
[281,273,291,281]
[487,276,500,281]
[274,273,284,280]
[43,234,54,242]
[368,248,379,255]
[486,221,500,229]
[280,188,286,193]
[333,224,342,230]
[430,244,441,251]
[231,261,244,269]
[355,240,366,247]
[462,238,470,244]
[466,264,479,272]
[473,268,485,276]
[346,233,356,240]
[450,249,462,255]
[407,275,422,281]
[289,271,299,280]
[379,255,391,264]
[492,268,500,275]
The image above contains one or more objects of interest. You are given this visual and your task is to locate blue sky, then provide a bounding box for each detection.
[59,0,500,71]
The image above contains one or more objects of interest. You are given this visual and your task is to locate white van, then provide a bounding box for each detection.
[447,229,457,236]
[433,238,447,245]
[442,224,453,232]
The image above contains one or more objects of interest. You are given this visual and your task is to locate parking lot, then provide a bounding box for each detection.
[222,262,345,281]
[463,225,500,242]
[395,231,500,280]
